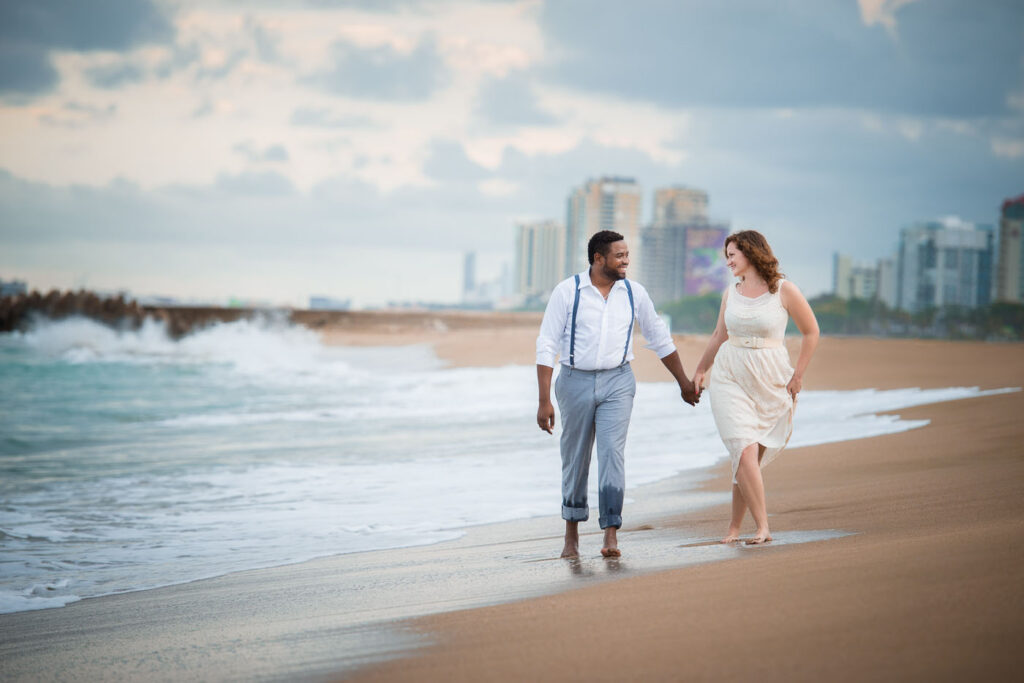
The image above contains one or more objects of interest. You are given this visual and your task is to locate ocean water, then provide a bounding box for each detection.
[0,316,1015,614]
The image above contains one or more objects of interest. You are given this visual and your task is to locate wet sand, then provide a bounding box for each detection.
[2,317,1022,681]
[343,329,1024,682]
[350,389,1024,681]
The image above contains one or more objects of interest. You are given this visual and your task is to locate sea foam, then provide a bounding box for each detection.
[0,316,1017,613]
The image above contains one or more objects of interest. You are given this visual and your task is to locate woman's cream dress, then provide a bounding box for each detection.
[709,280,795,484]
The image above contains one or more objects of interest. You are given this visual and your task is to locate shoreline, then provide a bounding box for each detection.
[0,379,1007,620]
[350,389,1024,682]
[2,388,1017,681]
[1,332,1022,681]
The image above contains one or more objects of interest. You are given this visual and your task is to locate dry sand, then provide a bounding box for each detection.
[2,312,1022,682]
[320,311,1022,389]
[327,317,1024,682]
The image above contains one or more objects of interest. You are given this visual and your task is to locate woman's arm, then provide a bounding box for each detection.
[693,289,730,390]
[780,280,820,399]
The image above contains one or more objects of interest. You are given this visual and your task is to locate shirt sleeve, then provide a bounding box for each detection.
[634,284,676,359]
[536,280,570,367]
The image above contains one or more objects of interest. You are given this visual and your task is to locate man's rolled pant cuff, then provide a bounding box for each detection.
[599,514,622,529]
[562,505,589,522]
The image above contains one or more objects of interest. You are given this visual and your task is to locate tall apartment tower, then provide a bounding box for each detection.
[642,186,727,304]
[877,258,898,309]
[564,177,642,278]
[833,254,853,299]
[995,194,1024,302]
[833,253,881,301]
[515,220,565,301]
[653,186,708,227]
[462,251,476,299]
[896,217,994,312]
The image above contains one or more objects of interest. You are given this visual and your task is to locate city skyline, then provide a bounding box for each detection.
[1,0,1022,308]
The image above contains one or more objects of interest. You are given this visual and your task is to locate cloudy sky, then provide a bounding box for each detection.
[1,0,1022,307]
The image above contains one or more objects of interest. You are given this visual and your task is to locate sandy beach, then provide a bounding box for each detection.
[326,320,1024,681]
[2,314,1023,681]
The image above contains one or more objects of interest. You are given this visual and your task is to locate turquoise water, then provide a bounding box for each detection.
[1,315,1015,614]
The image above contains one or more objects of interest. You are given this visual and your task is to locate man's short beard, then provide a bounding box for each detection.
[601,263,626,280]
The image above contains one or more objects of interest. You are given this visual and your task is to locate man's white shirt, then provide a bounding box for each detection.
[536,269,676,370]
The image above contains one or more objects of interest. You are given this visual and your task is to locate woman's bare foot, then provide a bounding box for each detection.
[601,527,620,557]
[720,527,741,544]
[746,529,772,545]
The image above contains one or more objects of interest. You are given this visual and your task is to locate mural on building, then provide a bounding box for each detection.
[684,227,729,295]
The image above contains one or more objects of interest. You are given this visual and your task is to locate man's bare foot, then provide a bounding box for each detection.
[720,528,741,544]
[561,522,580,558]
[745,529,772,545]
[601,527,620,557]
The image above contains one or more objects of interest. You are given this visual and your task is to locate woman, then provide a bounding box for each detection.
[693,230,819,545]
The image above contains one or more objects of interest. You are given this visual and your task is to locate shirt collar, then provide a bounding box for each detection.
[579,268,627,291]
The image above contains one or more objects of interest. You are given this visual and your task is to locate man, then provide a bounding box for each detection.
[536,230,701,559]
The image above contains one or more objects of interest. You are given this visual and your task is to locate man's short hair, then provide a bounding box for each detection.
[588,230,625,265]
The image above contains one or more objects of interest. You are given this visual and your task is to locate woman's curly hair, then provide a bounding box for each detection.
[724,230,784,293]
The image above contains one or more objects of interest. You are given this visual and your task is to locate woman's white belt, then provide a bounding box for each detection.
[728,335,783,349]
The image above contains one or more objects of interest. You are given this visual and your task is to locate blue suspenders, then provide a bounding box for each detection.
[569,275,634,369]
[569,275,581,367]
[621,279,634,365]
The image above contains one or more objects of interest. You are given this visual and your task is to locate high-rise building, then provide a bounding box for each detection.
[653,186,708,227]
[642,185,726,304]
[896,217,994,312]
[833,254,852,299]
[683,225,729,296]
[515,220,565,301]
[462,252,476,299]
[833,253,881,301]
[641,222,729,303]
[995,194,1024,303]
[877,258,898,309]
[564,177,642,278]
[640,223,688,305]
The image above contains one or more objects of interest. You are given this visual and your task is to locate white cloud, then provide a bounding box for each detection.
[857,0,922,36]
[478,178,518,197]
[1,0,1022,306]
[991,138,1024,159]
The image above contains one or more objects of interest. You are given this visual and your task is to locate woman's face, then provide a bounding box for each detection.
[725,242,751,278]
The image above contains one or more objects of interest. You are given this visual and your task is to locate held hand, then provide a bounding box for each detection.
[680,379,700,407]
[537,400,555,434]
[693,369,706,391]
[787,373,802,400]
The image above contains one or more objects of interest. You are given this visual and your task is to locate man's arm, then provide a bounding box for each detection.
[535,282,568,434]
[659,351,700,406]
[537,364,555,433]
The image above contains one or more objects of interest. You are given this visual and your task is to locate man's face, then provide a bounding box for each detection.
[596,240,629,280]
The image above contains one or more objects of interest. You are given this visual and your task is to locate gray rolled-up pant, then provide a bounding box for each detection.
[554,363,636,529]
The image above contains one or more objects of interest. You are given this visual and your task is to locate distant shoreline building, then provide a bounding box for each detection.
[995,194,1024,302]
[462,252,476,300]
[896,217,994,312]
[652,186,708,227]
[683,225,730,296]
[564,177,642,278]
[308,296,351,311]
[515,219,565,303]
[877,257,898,310]
[833,254,879,300]
[641,186,727,304]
